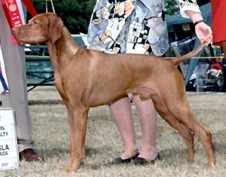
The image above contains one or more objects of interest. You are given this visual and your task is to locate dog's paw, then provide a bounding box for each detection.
[204,162,215,169]
[61,165,78,173]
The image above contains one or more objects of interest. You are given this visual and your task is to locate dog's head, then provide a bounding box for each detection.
[12,13,64,45]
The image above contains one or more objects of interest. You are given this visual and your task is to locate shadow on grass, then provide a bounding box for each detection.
[38,145,106,159]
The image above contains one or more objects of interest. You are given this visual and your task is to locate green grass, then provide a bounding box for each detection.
[1,87,226,177]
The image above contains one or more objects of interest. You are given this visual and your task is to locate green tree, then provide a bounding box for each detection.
[165,0,179,16]
[30,0,95,34]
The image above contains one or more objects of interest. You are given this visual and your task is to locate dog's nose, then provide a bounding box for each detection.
[11,27,18,34]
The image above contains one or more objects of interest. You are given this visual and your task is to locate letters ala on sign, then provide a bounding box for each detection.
[0,144,9,156]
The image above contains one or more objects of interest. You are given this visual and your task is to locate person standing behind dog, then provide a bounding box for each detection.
[87,0,212,165]
[211,0,226,91]
[211,0,226,55]
[0,6,44,162]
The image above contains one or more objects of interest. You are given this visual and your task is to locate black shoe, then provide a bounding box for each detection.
[134,152,161,165]
[107,152,139,165]
[19,148,44,162]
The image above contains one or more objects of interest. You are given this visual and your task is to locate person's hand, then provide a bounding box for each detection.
[194,22,213,46]
[185,11,212,46]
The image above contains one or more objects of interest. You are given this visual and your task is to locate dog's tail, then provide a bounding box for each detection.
[171,42,207,66]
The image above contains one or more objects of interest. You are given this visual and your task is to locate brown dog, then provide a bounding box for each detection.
[12,13,215,172]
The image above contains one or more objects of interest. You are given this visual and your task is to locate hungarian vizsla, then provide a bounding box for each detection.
[12,13,215,172]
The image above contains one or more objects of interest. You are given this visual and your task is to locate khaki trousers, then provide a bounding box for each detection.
[0,6,34,152]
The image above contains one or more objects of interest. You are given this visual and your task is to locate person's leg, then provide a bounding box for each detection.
[133,96,158,161]
[0,9,33,152]
[1,44,34,152]
[109,97,138,159]
[221,41,226,56]
[0,39,44,162]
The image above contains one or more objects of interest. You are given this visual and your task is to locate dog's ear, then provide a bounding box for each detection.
[48,14,64,44]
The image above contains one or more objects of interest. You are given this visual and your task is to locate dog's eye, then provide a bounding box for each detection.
[32,20,40,25]
[33,21,41,26]
[30,21,40,28]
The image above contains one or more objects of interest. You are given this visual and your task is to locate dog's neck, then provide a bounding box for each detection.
[46,27,82,70]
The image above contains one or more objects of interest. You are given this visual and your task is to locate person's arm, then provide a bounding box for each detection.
[185,11,203,23]
[186,10,212,45]
[175,0,212,45]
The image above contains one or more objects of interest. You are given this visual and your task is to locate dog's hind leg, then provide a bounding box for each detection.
[129,87,195,163]
[158,90,215,167]
[167,106,215,167]
[149,91,196,163]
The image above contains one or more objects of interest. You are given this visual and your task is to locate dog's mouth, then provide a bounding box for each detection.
[12,27,48,44]
[13,35,40,45]
[12,33,48,45]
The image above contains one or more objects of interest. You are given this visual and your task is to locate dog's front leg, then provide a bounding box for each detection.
[62,106,89,173]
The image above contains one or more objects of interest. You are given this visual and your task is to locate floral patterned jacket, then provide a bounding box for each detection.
[87,0,200,56]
